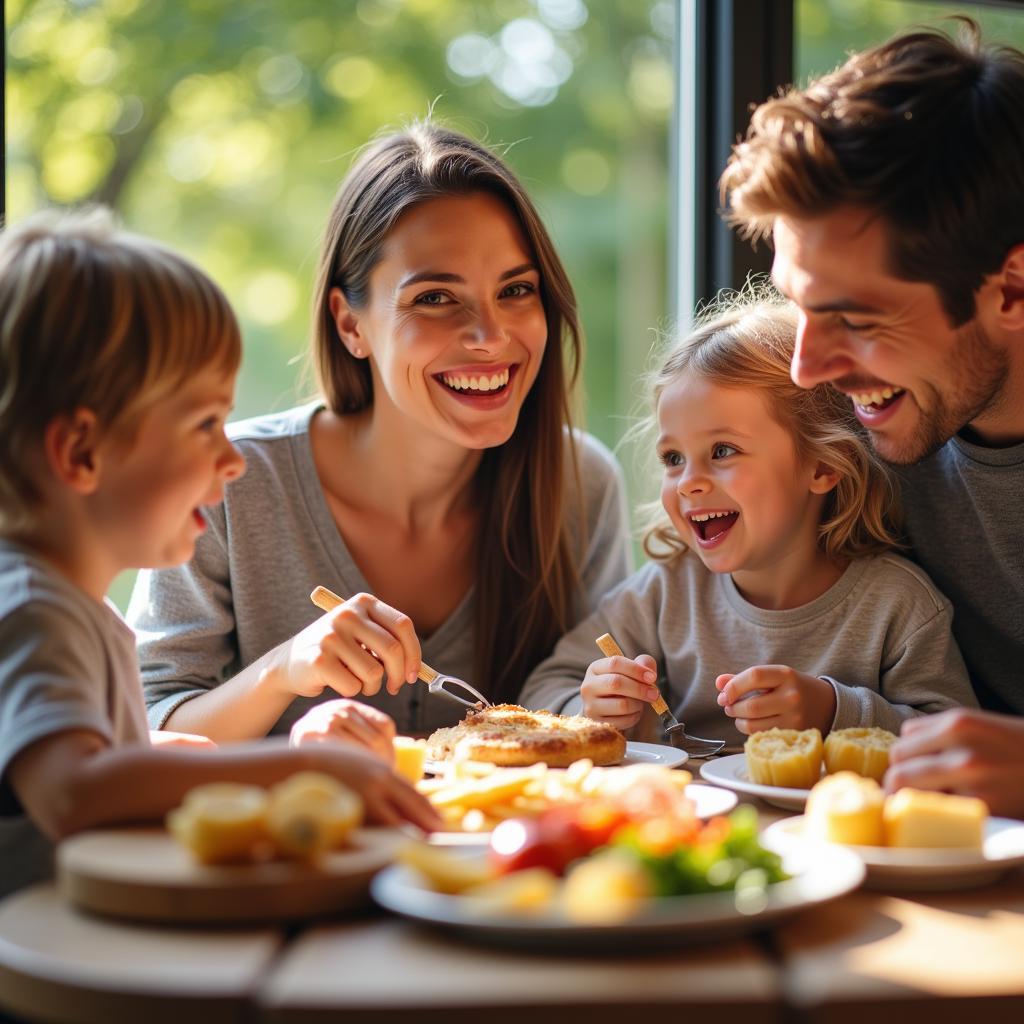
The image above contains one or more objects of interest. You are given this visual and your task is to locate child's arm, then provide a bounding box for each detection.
[520,565,667,724]
[8,728,440,841]
[716,601,978,736]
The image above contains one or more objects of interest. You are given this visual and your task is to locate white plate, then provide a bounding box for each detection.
[426,740,688,776]
[699,753,816,811]
[371,843,865,949]
[426,783,739,847]
[761,815,1024,891]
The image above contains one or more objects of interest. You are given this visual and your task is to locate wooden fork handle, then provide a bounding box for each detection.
[309,586,437,684]
[595,632,670,716]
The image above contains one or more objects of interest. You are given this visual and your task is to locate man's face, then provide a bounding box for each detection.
[771,207,1010,464]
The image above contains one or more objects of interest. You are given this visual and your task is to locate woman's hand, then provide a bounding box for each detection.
[580,653,661,730]
[716,666,836,734]
[149,729,218,750]
[290,699,397,764]
[276,593,421,700]
[885,709,1024,818]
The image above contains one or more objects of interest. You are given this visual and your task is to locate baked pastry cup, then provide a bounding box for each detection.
[824,727,897,782]
[744,728,823,788]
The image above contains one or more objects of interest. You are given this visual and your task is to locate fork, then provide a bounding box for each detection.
[595,633,725,757]
[309,586,491,709]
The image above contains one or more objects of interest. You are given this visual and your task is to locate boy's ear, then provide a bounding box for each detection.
[993,244,1024,330]
[808,460,841,495]
[44,409,102,495]
[328,287,369,359]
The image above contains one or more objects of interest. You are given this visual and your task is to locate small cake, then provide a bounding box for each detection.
[824,727,897,781]
[805,771,885,846]
[393,736,428,783]
[265,772,363,860]
[883,788,987,848]
[745,728,823,788]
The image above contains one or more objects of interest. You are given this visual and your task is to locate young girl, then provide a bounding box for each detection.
[520,292,978,750]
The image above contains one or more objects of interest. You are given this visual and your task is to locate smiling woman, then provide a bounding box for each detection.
[128,122,631,746]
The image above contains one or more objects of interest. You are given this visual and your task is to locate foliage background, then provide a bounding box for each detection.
[6,0,1023,607]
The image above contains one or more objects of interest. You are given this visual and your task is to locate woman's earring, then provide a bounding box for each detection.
[352,346,364,358]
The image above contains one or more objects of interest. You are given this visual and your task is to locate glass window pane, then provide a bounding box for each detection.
[796,0,1024,80]
[7,0,673,606]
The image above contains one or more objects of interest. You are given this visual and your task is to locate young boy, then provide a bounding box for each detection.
[0,210,438,899]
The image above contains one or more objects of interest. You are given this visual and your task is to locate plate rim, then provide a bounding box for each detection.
[762,815,1024,874]
[425,739,688,776]
[699,752,813,807]
[370,842,865,942]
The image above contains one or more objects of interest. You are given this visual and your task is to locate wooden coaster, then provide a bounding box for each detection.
[57,826,404,924]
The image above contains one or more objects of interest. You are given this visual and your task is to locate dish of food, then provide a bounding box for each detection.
[426,704,627,768]
[426,740,687,776]
[426,783,739,846]
[700,753,818,810]
[371,839,864,949]
[762,815,1024,891]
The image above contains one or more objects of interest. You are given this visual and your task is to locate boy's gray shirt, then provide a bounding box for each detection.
[898,436,1024,716]
[0,541,150,898]
[132,403,632,736]
[520,552,977,751]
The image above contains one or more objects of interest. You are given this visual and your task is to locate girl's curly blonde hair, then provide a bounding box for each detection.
[641,286,901,563]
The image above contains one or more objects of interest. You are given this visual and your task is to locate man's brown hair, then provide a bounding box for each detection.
[721,18,1024,325]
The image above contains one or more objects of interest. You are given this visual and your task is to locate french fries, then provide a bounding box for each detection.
[418,758,693,833]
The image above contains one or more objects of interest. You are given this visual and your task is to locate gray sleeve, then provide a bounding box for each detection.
[826,605,979,732]
[520,565,666,715]
[574,432,633,619]
[128,500,238,729]
[0,601,114,791]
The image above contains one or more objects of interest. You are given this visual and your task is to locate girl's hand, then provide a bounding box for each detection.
[581,653,662,730]
[149,729,218,750]
[277,593,421,700]
[715,666,836,734]
[290,699,397,764]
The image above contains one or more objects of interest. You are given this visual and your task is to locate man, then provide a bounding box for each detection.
[721,18,1024,817]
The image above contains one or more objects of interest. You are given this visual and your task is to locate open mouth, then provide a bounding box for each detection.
[849,385,905,413]
[689,510,739,544]
[436,366,513,397]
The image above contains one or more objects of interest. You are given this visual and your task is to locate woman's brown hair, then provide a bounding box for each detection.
[641,288,900,563]
[311,121,583,702]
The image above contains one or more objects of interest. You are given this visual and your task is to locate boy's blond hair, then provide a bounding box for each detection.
[642,287,901,562]
[0,208,241,533]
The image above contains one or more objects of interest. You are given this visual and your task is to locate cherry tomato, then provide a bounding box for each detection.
[489,807,609,876]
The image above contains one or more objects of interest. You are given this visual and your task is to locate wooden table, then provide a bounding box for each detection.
[2,797,1023,1024]
[0,885,280,1024]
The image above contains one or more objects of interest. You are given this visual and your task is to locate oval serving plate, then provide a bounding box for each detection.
[371,843,864,950]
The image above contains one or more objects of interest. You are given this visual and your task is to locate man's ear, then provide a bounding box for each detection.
[808,460,841,495]
[993,244,1024,331]
[43,409,102,495]
[328,287,369,359]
